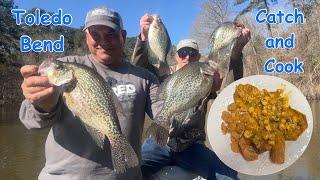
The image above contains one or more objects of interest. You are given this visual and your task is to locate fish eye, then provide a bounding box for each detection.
[54,63,64,70]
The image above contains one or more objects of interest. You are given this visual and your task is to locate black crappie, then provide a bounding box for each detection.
[147,14,172,78]
[208,22,243,87]
[38,59,138,174]
[209,22,243,56]
[147,61,217,145]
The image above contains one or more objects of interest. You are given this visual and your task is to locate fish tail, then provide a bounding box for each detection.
[110,134,139,174]
[145,122,169,146]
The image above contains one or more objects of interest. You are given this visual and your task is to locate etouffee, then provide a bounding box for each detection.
[221,84,308,164]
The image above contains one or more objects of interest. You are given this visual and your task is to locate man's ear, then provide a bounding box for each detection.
[121,30,127,44]
[175,53,180,62]
[196,53,201,61]
[84,31,90,47]
[84,30,90,41]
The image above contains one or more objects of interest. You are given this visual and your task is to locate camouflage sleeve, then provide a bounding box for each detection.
[145,73,164,119]
[19,97,63,129]
[229,53,244,81]
[220,53,243,89]
[131,36,149,67]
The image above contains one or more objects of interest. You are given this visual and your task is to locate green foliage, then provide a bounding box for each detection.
[124,37,137,61]
[72,28,88,56]
[0,0,21,64]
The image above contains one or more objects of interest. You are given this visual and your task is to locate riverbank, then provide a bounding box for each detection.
[0,64,24,108]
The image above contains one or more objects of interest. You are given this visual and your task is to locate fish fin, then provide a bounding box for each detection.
[82,123,105,149]
[158,61,170,78]
[145,122,169,146]
[208,30,216,54]
[165,46,176,67]
[110,134,139,174]
[200,61,218,76]
[168,108,196,139]
[164,29,172,65]
[179,108,195,125]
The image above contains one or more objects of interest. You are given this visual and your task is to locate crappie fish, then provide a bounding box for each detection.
[147,14,172,78]
[147,61,217,145]
[208,22,243,87]
[38,60,138,174]
[209,22,243,55]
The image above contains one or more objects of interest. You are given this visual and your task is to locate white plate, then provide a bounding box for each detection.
[206,75,313,176]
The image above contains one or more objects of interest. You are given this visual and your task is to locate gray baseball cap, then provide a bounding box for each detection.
[176,39,199,52]
[83,7,123,31]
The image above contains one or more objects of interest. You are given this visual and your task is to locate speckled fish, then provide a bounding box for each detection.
[208,22,243,87]
[147,14,172,78]
[147,61,217,145]
[209,22,243,55]
[38,59,138,174]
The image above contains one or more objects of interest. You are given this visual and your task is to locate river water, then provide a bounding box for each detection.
[0,106,48,180]
[0,101,319,180]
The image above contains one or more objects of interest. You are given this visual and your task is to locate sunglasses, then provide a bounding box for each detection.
[177,47,199,58]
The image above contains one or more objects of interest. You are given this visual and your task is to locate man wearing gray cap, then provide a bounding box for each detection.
[132,14,251,180]
[19,7,162,180]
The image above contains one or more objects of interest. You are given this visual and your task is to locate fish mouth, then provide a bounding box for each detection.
[151,14,161,29]
[38,59,55,75]
[233,21,245,29]
[152,14,160,20]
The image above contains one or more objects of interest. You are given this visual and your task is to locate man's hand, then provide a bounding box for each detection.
[231,23,251,60]
[212,71,223,92]
[20,65,60,112]
[140,13,154,41]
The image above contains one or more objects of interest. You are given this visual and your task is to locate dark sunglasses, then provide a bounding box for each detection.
[177,47,199,58]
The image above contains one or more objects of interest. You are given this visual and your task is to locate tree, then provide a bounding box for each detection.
[190,0,232,53]
[124,37,136,61]
[72,27,88,56]
[0,0,21,64]
[288,0,319,16]
[235,0,278,36]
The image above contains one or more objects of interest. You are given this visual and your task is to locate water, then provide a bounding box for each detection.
[0,107,48,180]
[0,101,319,180]
[278,100,320,179]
